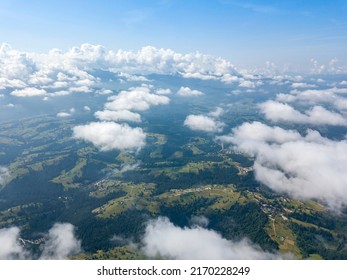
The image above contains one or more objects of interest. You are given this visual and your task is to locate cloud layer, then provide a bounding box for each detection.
[218,122,347,209]
[0,43,240,98]
[73,121,146,151]
[142,217,278,259]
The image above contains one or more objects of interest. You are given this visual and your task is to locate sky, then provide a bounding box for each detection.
[0,0,347,71]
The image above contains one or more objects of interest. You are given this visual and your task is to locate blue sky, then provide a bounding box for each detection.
[0,0,346,69]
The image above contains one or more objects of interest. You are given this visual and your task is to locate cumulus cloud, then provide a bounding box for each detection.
[208,107,224,118]
[69,86,92,93]
[0,166,10,185]
[142,217,278,260]
[184,114,224,133]
[105,86,170,111]
[97,88,113,95]
[310,58,347,74]
[291,82,316,89]
[0,43,240,97]
[83,106,91,111]
[73,121,146,151]
[155,88,172,95]
[276,87,347,111]
[177,86,204,96]
[117,72,149,82]
[95,109,141,122]
[259,100,346,126]
[217,121,347,209]
[40,223,81,260]
[11,87,47,97]
[57,108,75,118]
[57,112,71,118]
[0,227,27,260]
[239,80,256,88]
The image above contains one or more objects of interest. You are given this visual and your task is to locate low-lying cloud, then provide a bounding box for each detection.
[40,223,82,260]
[73,121,146,151]
[105,86,170,111]
[0,227,28,259]
[0,166,10,185]
[11,87,47,97]
[0,223,81,260]
[184,114,224,133]
[142,217,279,259]
[177,86,204,97]
[276,87,347,111]
[259,100,346,126]
[95,109,142,122]
[217,121,347,210]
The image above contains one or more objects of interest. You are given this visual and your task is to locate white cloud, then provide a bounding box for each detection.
[69,86,91,93]
[291,82,316,89]
[98,89,113,96]
[181,72,218,80]
[73,121,146,151]
[155,88,172,95]
[142,217,279,260]
[218,122,347,209]
[220,74,240,84]
[83,106,91,111]
[5,103,15,108]
[57,108,74,117]
[105,86,170,111]
[208,107,224,118]
[95,109,141,122]
[1,43,240,96]
[0,43,36,81]
[340,81,347,86]
[310,58,347,74]
[57,112,71,118]
[189,216,209,228]
[11,87,47,97]
[113,162,141,175]
[239,80,256,88]
[40,223,81,260]
[0,223,81,260]
[117,72,149,82]
[0,166,10,185]
[184,115,224,133]
[107,45,238,78]
[0,227,27,260]
[177,86,204,96]
[0,78,26,88]
[276,87,347,111]
[259,100,346,126]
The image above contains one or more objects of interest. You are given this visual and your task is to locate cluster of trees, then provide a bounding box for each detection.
[207,202,278,252]
[290,223,347,259]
